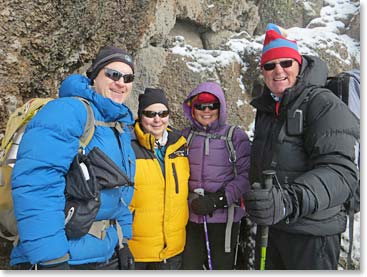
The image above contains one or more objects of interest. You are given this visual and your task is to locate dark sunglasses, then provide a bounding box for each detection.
[104,68,135,83]
[262,60,294,71]
[194,102,220,111]
[142,110,169,118]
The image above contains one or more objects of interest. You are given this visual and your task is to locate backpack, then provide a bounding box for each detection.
[0,97,95,243]
[326,69,360,269]
[326,69,360,212]
[327,69,360,121]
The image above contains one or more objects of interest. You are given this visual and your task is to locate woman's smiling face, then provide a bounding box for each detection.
[193,102,220,127]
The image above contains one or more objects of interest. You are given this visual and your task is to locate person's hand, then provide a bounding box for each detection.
[191,189,227,216]
[243,184,292,225]
[37,261,70,270]
[118,243,135,270]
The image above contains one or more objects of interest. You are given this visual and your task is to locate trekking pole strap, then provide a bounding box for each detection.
[346,200,355,269]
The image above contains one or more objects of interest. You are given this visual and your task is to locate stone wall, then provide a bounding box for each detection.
[0,0,360,270]
[0,0,360,135]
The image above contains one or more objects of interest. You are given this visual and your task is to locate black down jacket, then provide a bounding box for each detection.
[250,55,360,235]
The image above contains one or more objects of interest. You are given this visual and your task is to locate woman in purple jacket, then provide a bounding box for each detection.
[181,81,251,270]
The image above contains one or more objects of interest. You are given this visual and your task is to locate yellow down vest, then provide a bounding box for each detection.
[129,122,189,262]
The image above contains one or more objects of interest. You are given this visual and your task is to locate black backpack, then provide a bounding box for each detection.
[326,70,360,269]
[326,70,360,211]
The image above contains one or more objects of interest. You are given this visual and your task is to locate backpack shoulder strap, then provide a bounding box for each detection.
[74,97,95,149]
[347,200,355,269]
[95,121,125,134]
[187,126,238,169]
[225,125,238,176]
[225,125,237,162]
[223,125,240,253]
[273,87,319,168]
[278,86,319,143]
[186,128,195,148]
[327,73,351,104]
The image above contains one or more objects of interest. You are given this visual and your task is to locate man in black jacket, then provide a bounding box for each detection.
[244,23,359,269]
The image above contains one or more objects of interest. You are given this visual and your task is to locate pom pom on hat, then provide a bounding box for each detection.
[260,23,302,66]
[138,88,169,118]
[86,45,134,83]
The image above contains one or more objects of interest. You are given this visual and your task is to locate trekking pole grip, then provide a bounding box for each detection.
[259,169,275,270]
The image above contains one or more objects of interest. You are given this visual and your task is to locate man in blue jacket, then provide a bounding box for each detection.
[11,46,136,270]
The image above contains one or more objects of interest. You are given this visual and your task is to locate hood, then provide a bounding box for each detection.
[183,82,227,130]
[59,74,134,124]
[297,55,329,88]
[281,55,329,106]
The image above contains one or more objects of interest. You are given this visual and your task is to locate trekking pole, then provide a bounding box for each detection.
[233,222,241,269]
[233,197,245,269]
[256,169,275,270]
[194,188,213,270]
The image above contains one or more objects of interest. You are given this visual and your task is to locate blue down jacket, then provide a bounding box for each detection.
[182,82,251,224]
[10,74,136,266]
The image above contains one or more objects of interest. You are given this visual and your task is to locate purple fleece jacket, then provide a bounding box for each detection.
[182,82,251,223]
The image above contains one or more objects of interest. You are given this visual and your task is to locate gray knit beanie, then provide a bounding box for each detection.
[86,45,134,83]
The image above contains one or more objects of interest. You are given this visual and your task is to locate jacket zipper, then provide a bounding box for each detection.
[172,163,179,193]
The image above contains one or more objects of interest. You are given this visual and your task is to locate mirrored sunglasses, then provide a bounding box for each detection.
[104,68,134,83]
[262,60,294,71]
[142,110,170,118]
[194,102,220,111]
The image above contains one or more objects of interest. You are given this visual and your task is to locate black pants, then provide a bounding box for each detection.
[255,227,341,270]
[135,254,182,270]
[182,221,239,270]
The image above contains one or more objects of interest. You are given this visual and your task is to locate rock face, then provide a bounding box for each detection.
[0,0,360,134]
[0,0,360,270]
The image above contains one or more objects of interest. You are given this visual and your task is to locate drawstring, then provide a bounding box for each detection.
[275,101,280,116]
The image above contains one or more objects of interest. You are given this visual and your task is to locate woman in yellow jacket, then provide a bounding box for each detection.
[129,88,190,270]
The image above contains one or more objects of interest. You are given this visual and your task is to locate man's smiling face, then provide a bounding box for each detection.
[262,58,300,98]
[93,61,133,104]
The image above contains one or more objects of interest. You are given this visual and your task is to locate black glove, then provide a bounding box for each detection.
[37,261,70,270]
[243,184,293,226]
[191,189,228,216]
[118,243,135,270]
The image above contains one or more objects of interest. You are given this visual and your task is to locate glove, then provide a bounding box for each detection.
[118,243,135,270]
[243,183,292,226]
[191,189,228,216]
[37,261,70,270]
